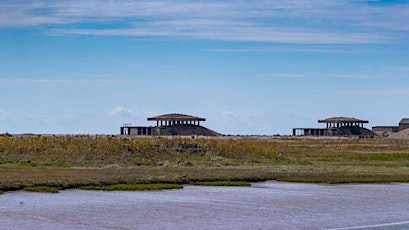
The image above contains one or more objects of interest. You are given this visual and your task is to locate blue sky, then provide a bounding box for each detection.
[1,0,409,135]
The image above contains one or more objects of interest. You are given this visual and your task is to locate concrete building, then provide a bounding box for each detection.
[120,113,219,136]
[399,118,409,131]
[293,117,374,136]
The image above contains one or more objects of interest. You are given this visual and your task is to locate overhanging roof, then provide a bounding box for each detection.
[318,117,368,124]
[147,113,205,121]
[400,118,409,124]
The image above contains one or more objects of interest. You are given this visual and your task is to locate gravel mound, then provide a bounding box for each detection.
[388,128,409,139]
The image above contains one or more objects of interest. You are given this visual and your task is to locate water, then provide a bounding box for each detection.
[0,182,408,230]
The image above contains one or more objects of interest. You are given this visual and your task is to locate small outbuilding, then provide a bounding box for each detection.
[399,118,409,131]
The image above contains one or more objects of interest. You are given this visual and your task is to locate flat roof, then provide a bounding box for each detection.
[147,113,205,121]
[318,117,368,123]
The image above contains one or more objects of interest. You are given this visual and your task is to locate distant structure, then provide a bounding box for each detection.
[120,113,220,136]
[399,118,409,131]
[372,126,399,137]
[371,118,409,137]
[147,113,205,127]
[293,117,375,136]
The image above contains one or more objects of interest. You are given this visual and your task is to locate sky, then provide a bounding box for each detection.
[1,0,409,135]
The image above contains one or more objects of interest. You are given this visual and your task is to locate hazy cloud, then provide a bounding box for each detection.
[0,78,127,85]
[143,111,158,118]
[268,74,305,79]
[0,110,85,134]
[222,111,239,119]
[352,88,409,96]
[326,74,370,79]
[0,109,7,120]
[395,66,409,72]
[204,46,362,53]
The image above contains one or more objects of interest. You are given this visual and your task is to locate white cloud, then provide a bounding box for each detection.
[1,0,408,44]
[110,106,135,117]
[49,26,386,44]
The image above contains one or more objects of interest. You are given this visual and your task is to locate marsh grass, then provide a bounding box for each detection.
[191,181,251,186]
[80,183,183,191]
[0,135,408,192]
[24,186,59,193]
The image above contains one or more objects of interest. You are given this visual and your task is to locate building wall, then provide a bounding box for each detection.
[125,127,152,136]
[372,126,399,132]
[292,128,328,136]
[399,124,409,131]
[372,126,399,137]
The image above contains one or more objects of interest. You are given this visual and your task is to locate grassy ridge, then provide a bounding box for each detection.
[191,181,251,186]
[24,186,59,193]
[0,135,408,192]
[80,183,183,191]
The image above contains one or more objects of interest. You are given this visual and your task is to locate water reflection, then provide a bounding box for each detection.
[1,182,408,229]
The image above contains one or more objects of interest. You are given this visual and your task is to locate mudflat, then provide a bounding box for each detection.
[1,182,409,230]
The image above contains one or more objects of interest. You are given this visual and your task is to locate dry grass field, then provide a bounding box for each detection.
[0,135,408,192]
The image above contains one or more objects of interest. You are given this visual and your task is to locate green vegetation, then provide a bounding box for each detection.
[0,135,408,193]
[80,183,183,191]
[191,181,251,186]
[24,186,59,193]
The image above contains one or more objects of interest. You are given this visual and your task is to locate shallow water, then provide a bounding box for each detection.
[0,182,408,230]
